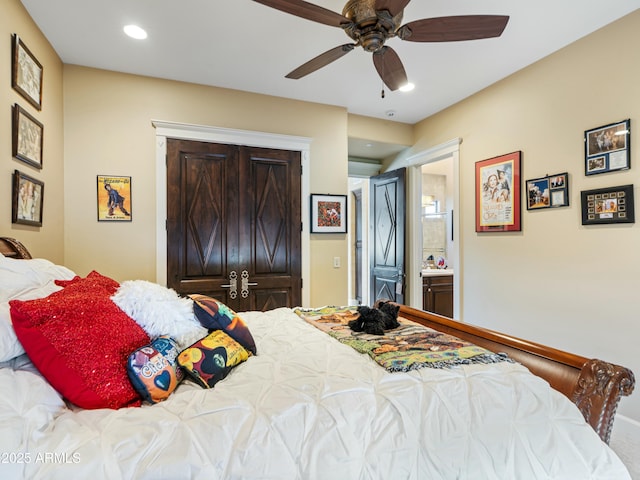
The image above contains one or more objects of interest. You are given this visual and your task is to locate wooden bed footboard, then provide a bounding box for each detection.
[396,304,635,444]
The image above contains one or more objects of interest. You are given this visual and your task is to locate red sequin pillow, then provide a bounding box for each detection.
[9,271,150,409]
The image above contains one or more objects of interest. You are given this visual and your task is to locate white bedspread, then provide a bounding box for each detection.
[0,307,630,480]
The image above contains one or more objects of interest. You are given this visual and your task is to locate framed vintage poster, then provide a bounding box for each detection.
[584,119,630,175]
[580,184,634,225]
[12,104,43,169]
[12,35,43,110]
[97,175,132,221]
[526,172,569,210]
[475,151,521,232]
[310,194,347,233]
[12,170,44,227]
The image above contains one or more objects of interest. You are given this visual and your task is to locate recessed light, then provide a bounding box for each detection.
[399,82,415,92]
[124,24,147,40]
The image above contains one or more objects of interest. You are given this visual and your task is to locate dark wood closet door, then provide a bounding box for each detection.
[240,146,302,311]
[369,168,406,305]
[166,139,301,311]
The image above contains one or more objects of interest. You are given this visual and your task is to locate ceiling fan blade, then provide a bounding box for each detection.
[252,0,351,28]
[372,46,408,91]
[286,44,356,79]
[375,0,411,18]
[398,15,509,42]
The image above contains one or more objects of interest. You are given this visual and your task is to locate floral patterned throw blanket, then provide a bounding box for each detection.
[294,306,512,372]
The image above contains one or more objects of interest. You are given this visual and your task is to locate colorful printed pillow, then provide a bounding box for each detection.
[127,336,184,404]
[189,294,257,355]
[177,330,250,388]
[10,272,150,409]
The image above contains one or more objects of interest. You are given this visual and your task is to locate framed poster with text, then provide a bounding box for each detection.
[475,151,521,232]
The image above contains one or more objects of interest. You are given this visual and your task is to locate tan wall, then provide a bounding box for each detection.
[62,66,349,306]
[1,0,64,262]
[389,11,640,422]
[348,113,413,146]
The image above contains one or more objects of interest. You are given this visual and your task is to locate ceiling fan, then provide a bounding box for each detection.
[252,0,509,91]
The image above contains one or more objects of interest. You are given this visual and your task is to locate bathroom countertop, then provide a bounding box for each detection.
[421,269,454,276]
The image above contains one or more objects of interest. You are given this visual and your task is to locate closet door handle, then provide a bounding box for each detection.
[221,271,238,299]
[241,270,258,298]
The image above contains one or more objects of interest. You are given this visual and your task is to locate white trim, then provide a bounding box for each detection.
[152,120,312,306]
[406,138,461,318]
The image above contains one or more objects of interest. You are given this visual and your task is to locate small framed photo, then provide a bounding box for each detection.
[12,104,43,169]
[97,175,132,221]
[526,172,569,210]
[310,194,347,233]
[12,35,43,111]
[12,170,44,227]
[581,184,634,225]
[584,119,630,175]
[475,151,521,232]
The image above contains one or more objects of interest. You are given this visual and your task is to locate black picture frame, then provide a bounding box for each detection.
[584,119,630,175]
[310,194,347,233]
[11,35,43,111]
[581,184,634,225]
[526,172,569,210]
[12,169,44,227]
[12,103,43,169]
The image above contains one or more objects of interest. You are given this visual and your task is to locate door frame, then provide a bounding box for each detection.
[152,120,312,306]
[406,138,461,318]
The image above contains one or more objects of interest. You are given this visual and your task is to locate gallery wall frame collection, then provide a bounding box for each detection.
[10,34,45,227]
[478,117,633,230]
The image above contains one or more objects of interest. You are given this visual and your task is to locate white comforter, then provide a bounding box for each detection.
[0,307,630,480]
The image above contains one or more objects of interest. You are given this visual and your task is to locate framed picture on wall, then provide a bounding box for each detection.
[12,169,44,227]
[97,175,132,221]
[580,184,634,225]
[526,172,569,210]
[475,151,521,232]
[12,104,43,169]
[584,119,630,175]
[310,194,347,233]
[11,35,43,111]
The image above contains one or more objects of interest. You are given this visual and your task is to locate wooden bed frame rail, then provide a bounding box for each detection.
[396,304,635,444]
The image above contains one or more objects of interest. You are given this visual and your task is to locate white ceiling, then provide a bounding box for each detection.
[20,1,639,157]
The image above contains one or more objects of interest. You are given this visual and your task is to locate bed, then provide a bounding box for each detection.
[0,236,635,479]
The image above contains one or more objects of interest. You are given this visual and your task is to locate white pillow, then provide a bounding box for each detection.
[111,280,207,350]
[0,256,76,303]
[0,257,77,362]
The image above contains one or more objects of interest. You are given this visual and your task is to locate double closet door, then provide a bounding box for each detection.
[166,139,302,311]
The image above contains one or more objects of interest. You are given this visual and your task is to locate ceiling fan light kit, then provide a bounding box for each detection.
[253,0,509,92]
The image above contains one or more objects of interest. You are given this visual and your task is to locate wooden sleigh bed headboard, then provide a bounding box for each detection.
[0,237,32,259]
[1,236,634,444]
